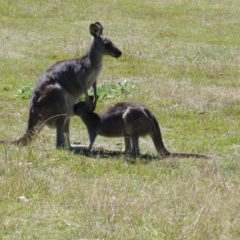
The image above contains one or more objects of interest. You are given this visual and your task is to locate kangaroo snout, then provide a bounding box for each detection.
[115,49,122,58]
[107,45,122,58]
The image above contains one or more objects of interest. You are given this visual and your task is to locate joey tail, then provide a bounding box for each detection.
[150,115,209,159]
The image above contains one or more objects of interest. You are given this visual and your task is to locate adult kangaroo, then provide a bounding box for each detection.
[73,97,209,159]
[1,22,122,148]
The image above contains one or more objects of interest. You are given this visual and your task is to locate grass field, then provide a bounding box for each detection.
[0,0,240,239]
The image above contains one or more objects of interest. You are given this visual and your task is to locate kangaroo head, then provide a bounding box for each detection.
[89,22,122,58]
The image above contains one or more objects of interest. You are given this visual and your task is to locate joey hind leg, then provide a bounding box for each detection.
[123,136,131,153]
[129,135,140,157]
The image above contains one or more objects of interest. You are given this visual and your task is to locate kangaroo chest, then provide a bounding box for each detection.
[85,65,102,89]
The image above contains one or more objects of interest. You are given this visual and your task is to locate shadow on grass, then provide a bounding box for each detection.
[70,144,159,163]
[70,144,212,163]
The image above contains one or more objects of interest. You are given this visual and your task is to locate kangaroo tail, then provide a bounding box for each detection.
[0,130,36,146]
[149,113,172,157]
[0,139,15,144]
[169,152,210,159]
[150,114,209,159]
[0,107,42,146]
[14,131,36,145]
[0,110,67,146]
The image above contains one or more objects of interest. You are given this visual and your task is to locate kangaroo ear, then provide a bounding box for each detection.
[95,22,103,35]
[90,22,103,37]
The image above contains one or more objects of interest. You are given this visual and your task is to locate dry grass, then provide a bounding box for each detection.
[0,0,240,239]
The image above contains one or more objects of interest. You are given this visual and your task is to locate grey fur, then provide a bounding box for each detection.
[74,98,209,158]
[1,22,121,148]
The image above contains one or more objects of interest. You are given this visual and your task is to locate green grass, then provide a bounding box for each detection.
[0,0,240,239]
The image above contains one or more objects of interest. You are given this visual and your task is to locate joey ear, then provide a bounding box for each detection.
[90,22,103,37]
[88,95,95,103]
[73,103,79,113]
